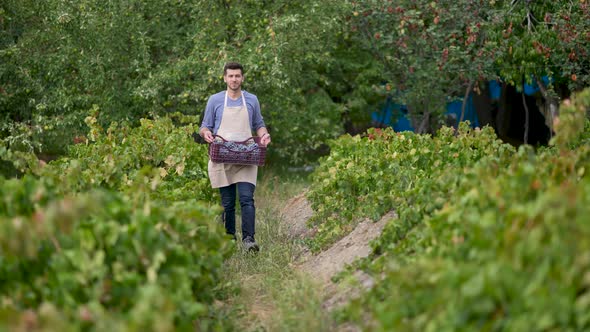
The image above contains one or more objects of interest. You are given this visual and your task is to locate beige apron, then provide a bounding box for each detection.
[208,91,258,188]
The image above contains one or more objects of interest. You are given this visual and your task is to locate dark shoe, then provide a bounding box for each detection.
[242,236,259,252]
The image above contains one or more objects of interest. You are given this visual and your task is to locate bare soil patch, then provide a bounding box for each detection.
[298,211,395,284]
[279,190,315,239]
[280,191,397,322]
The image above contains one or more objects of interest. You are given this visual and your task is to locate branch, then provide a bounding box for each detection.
[417,110,430,134]
[522,89,530,144]
[51,235,62,252]
[535,76,552,100]
[508,0,520,14]
[458,80,475,126]
[535,75,559,135]
[525,1,536,32]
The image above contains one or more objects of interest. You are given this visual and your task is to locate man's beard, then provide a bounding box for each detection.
[228,82,241,91]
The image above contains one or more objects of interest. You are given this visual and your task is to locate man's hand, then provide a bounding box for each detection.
[260,133,271,147]
[201,129,214,143]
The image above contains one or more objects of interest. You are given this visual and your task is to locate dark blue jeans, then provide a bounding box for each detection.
[219,182,256,240]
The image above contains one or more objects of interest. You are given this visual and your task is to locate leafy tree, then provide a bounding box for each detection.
[2,0,588,162]
[1,0,359,164]
[136,0,353,164]
[487,0,590,138]
[347,0,590,135]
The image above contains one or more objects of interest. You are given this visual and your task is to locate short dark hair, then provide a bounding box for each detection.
[223,62,244,75]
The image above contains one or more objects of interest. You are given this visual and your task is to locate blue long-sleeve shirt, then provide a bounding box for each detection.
[200,90,265,134]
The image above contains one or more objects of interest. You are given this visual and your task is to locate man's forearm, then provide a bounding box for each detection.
[200,127,212,138]
[256,127,271,146]
[256,127,269,137]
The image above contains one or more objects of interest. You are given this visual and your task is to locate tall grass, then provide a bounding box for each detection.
[218,168,335,331]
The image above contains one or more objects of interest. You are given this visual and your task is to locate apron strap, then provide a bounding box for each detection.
[224,91,247,109]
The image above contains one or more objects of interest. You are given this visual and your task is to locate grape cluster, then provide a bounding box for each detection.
[211,140,265,165]
[221,141,259,153]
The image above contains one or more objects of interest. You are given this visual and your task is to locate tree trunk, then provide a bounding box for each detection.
[521,86,530,145]
[472,82,495,128]
[417,111,430,134]
[458,80,475,126]
[534,76,559,137]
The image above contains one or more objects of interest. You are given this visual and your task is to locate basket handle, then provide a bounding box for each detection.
[212,134,261,144]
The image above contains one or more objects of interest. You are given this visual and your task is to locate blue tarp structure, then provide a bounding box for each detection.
[447,95,480,128]
[489,76,552,99]
[371,95,480,131]
[372,77,551,132]
[371,101,414,131]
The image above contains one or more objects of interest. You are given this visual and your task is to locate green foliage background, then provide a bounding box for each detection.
[1,0,367,164]
[1,0,590,330]
[0,117,233,331]
[2,0,588,160]
[308,88,590,331]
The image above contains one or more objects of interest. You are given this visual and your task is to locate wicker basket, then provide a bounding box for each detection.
[208,135,266,166]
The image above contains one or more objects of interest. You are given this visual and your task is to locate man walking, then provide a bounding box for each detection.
[199,62,271,251]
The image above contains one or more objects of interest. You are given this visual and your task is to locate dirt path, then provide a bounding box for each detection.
[230,188,396,331]
[280,191,397,323]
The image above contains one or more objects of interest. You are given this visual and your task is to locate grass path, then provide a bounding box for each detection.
[218,170,337,331]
